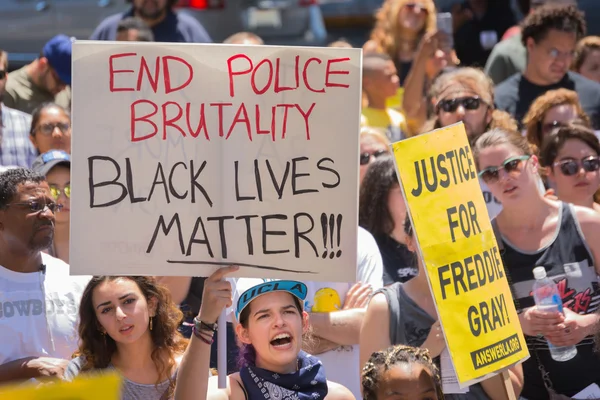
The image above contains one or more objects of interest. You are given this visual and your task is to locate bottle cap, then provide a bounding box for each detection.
[533,266,547,280]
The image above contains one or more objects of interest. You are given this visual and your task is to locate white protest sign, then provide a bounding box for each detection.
[70,42,361,282]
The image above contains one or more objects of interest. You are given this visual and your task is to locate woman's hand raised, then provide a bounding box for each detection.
[198,266,239,324]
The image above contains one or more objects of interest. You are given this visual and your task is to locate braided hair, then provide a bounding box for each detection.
[362,345,444,400]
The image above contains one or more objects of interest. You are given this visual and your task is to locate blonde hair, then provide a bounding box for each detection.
[429,67,495,106]
[522,88,590,150]
[369,0,436,60]
[360,126,391,146]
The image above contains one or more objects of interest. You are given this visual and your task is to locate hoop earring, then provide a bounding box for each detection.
[149,317,153,331]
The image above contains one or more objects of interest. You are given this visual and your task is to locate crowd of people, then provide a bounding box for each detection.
[2,0,600,399]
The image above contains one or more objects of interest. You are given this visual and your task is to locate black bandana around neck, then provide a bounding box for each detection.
[239,351,328,400]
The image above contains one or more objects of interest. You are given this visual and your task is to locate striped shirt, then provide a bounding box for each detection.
[0,104,36,168]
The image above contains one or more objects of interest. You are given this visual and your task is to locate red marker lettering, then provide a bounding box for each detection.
[131,100,158,142]
[325,58,351,88]
[302,58,325,93]
[162,101,186,140]
[227,54,253,98]
[109,52,136,92]
[163,56,194,94]
[251,59,273,95]
[136,56,160,93]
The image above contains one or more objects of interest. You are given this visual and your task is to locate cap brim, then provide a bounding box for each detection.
[236,280,307,321]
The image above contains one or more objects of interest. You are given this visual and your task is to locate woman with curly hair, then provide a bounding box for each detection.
[572,36,600,84]
[361,345,443,400]
[523,88,590,151]
[359,155,416,285]
[64,276,188,400]
[364,0,436,85]
[364,0,459,135]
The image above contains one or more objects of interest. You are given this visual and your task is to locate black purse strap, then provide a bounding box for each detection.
[491,219,557,393]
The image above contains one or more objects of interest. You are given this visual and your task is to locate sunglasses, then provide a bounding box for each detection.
[50,184,71,200]
[405,3,428,13]
[553,156,600,176]
[36,122,71,136]
[540,120,565,136]
[5,201,63,213]
[436,96,485,113]
[0,70,6,80]
[360,150,387,165]
[478,155,531,183]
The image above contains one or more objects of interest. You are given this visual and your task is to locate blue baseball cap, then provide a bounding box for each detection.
[43,34,73,85]
[236,280,307,321]
[32,150,71,176]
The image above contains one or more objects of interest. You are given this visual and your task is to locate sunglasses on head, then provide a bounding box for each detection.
[436,96,484,113]
[540,120,566,136]
[478,155,531,183]
[554,156,600,176]
[50,184,71,200]
[360,150,387,165]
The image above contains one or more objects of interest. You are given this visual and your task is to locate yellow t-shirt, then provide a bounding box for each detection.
[361,107,408,141]
[385,87,404,111]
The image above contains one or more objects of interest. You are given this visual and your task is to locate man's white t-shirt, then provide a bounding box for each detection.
[231,227,383,398]
[0,253,90,365]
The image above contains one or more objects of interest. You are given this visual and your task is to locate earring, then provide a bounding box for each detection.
[149,317,153,331]
[100,330,106,346]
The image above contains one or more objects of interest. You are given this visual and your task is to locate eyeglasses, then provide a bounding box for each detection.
[49,184,71,200]
[436,96,485,113]
[547,48,575,60]
[553,156,600,176]
[35,122,71,136]
[540,120,566,136]
[360,150,387,166]
[5,201,63,213]
[0,70,6,80]
[478,155,531,183]
[405,3,428,13]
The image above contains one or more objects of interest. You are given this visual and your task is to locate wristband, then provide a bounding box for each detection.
[194,316,218,332]
[192,326,214,345]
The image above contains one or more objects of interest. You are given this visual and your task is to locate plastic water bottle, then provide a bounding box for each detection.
[532,266,577,362]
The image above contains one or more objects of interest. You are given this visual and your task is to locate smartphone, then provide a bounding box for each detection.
[436,12,454,51]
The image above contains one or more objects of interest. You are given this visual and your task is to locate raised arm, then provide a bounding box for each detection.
[175,266,238,400]
[359,293,391,372]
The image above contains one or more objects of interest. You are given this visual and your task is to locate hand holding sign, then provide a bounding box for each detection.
[422,320,446,358]
[26,357,70,381]
[199,266,238,324]
[392,123,528,385]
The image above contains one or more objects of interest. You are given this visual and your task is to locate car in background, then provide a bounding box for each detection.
[0,0,327,70]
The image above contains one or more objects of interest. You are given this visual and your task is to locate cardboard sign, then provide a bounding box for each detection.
[0,373,120,399]
[392,123,529,385]
[70,42,361,281]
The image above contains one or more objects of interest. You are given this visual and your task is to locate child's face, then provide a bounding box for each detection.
[366,61,400,98]
[375,363,439,400]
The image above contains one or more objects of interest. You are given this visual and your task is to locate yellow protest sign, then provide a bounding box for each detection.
[392,123,529,385]
[0,372,121,399]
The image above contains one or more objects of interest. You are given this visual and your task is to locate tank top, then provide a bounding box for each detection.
[379,283,490,400]
[499,202,600,399]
